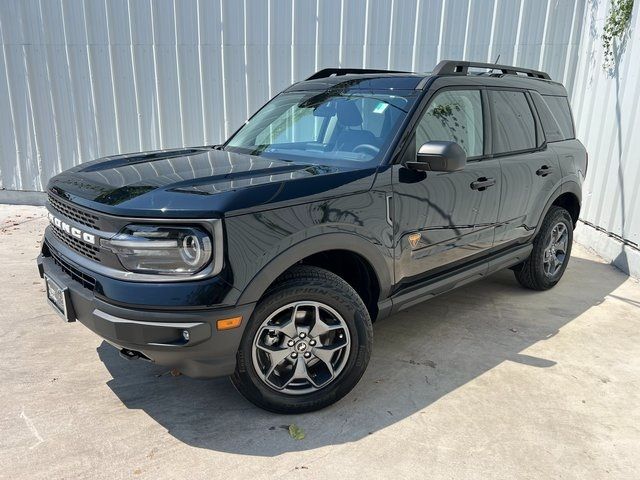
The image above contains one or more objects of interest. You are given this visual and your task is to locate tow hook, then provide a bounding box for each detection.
[119,348,151,362]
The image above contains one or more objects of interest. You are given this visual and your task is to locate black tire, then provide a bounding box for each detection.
[514,206,573,290]
[231,265,373,414]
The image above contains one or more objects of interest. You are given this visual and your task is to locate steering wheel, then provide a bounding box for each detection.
[353,144,380,156]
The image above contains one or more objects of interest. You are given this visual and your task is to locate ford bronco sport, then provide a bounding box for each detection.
[38,60,586,413]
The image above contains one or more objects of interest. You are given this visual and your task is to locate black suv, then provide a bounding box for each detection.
[38,60,586,413]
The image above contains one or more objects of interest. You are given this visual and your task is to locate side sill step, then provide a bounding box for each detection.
[389,243,533,314]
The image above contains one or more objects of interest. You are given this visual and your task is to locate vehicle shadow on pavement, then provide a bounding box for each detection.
[98,253,626,456]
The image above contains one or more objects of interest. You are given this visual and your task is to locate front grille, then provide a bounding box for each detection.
[51,226,101,262]
[49,246,97,291]
[48,193,100,229]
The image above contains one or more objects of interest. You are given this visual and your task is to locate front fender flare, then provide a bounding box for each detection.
[236,232,393,306]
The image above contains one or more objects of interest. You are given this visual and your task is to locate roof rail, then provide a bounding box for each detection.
[432,60,551,80]
[306,68,411,80]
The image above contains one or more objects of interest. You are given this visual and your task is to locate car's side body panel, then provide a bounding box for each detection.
[495,150,563,247]
[227,187,396,306]
[392,158,502,287]
[555,139,588,188]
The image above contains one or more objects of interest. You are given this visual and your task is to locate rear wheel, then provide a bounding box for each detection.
[231,265,373,413]
[514,206,573,290]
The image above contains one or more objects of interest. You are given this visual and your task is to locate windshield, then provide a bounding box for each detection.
[225,90,417,167]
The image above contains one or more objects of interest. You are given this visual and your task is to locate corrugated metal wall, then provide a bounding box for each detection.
[571,0,640,257]
[5,0,637,274]
[0,0,584,194]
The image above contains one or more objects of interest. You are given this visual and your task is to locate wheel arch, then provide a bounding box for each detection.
[552,192,581,226]
[534,181,581,236]
[236,232,393,317]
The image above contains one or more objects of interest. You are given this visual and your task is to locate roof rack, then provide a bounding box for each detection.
[432,60,551,80]
[306,68,411,81]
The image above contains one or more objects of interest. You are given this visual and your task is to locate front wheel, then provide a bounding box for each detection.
[231,265,373,413]
[514,206,574,290]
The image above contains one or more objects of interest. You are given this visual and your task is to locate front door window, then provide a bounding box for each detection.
[415,89,484,158]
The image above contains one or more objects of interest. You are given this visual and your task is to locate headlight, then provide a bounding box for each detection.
[103,225,213,275]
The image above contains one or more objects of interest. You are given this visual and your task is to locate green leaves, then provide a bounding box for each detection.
[288,424,305,441]
[602,0,634,69]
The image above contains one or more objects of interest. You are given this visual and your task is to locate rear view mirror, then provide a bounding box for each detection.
[313,102,337,117]
[406,141,466,172]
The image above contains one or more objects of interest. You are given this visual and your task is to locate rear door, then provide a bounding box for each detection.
[393,87,501,286]
[490,89,562,247]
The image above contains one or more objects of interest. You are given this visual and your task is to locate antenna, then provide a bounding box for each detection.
[489,54,501,75]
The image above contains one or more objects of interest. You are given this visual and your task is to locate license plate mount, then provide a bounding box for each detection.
[45,274,75,322]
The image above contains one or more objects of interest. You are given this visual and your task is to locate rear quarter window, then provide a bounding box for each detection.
[531,92,575,142]
[542,95,575,141]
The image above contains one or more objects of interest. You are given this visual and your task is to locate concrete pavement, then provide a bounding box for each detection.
[1,205,639,479]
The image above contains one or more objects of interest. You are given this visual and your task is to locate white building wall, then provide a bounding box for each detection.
[0,0,584,193]
[571,0,640,277]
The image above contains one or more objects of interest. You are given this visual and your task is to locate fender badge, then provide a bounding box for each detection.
[408,233,421,249]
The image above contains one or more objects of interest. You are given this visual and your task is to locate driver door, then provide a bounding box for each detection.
[393,88,501,285]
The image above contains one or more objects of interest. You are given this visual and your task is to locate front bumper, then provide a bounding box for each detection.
[37,250,255,378]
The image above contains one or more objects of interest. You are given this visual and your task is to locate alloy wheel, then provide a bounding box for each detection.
[251,301,351,395]
[543,221,569,277]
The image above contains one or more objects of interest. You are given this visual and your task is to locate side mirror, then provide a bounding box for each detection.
[406,141,467,172]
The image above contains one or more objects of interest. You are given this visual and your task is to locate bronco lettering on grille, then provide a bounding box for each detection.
[48,212,96,245]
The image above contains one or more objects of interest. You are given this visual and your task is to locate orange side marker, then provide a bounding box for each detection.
[216,316,242,330]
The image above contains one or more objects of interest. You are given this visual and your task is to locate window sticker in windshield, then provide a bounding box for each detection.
[373,102,389,114]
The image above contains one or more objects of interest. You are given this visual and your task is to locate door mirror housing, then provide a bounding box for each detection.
[406,141,467,172]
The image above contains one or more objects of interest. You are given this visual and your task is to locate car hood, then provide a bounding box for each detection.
[47,147,377,218]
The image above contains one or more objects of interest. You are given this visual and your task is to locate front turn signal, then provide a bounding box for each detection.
[217,316,242,331]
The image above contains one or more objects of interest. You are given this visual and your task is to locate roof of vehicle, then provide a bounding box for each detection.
[286,60,567,96]
[286,73,427,92]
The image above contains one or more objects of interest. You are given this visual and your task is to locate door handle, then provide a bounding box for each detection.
[470,177,496,191]
[536,165,554,177]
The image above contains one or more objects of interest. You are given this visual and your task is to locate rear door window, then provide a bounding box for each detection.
[489,90,536,154]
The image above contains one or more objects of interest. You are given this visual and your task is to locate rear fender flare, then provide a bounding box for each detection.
[533,181,582,237]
